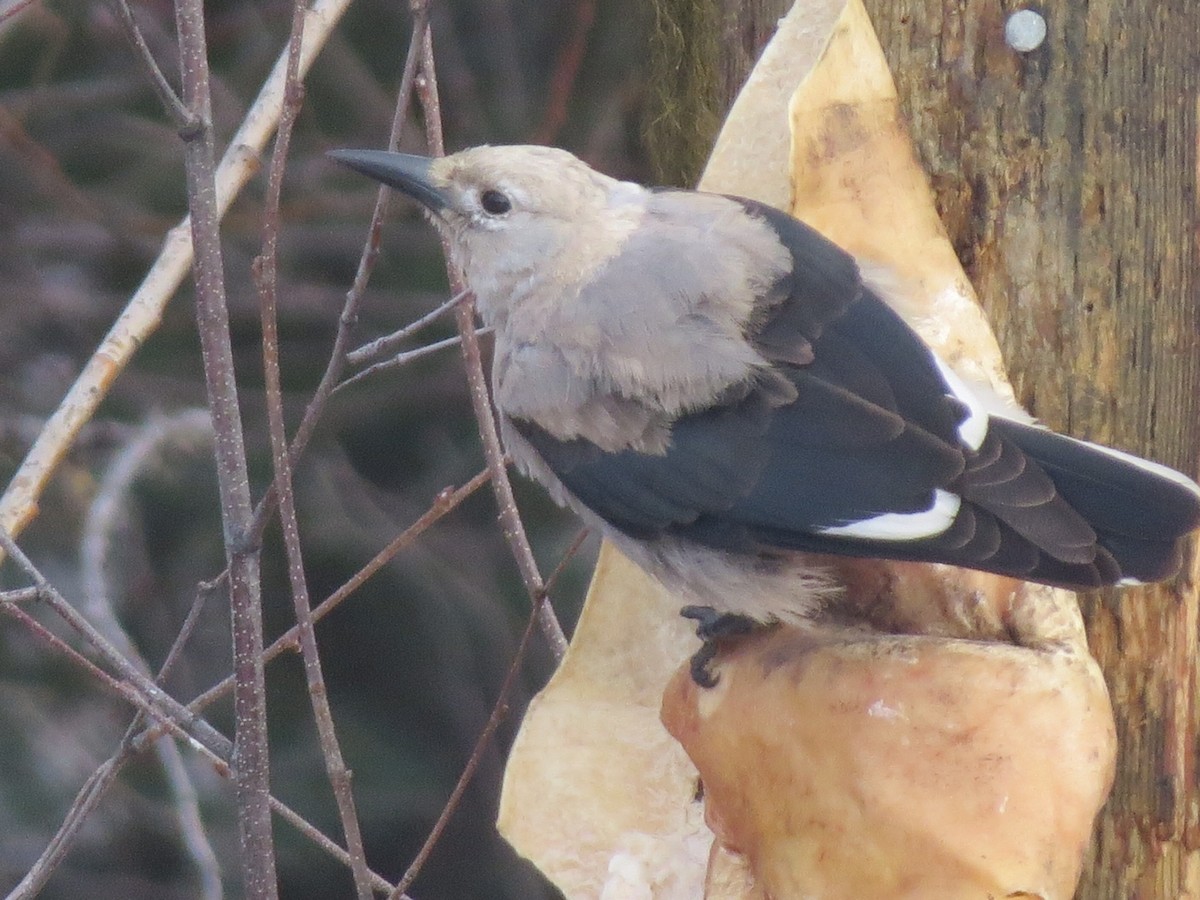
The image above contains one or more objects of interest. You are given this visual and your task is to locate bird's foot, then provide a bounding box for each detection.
[680,605,759,688]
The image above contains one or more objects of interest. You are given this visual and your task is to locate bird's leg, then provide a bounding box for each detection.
[680,605,760,687]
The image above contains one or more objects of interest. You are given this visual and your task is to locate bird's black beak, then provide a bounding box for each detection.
[328,149,449,212]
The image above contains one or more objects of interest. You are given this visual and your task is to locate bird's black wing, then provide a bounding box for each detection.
[513,196,1200,588]
[736,199,971,445]
[514,369,965,547]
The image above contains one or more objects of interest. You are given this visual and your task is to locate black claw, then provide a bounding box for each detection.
[680,606,760,687]
[689,641,721,688]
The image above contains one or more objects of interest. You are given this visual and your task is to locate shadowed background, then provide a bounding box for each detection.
[0,1,652,896]
[3,0,1198,897]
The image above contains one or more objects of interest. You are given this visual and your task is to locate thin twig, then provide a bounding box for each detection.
[0,547,236,896]
[244,0,433,543]
[184,471,491,715]
[161,574,227,682]
[0,0,356,559]
[3,559,388,900]
[1,596,402,898]
[390,591,541,898]
[545,528,591,594]
[108,0,193,129]
[0,586,40,604]
[2,725,132,900]
[3,554,224,900]
[0,605,198,740]
[173,0,276,890]
[531,0,597,145]
[269,798,402,897]
[389,530,586,898]
[346,288,470,366]
[412,17,569,659]
[0,531,232,759]
[158,577,228,900]
[78,408,222,897]
[336,328,493,394]
[253,0,372,894]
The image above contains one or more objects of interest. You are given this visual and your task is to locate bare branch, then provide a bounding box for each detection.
[0,0,356,559]
[412,17,569,659]
[2,541,227,900]
[173,0,275,889]
[2,590,401,898]
[0,586,40,604]
[390,528,587,898]
[336,328,493,394]
[186,471,491,714]
[390,588,542,899]
[345,288,470,366]
[3,725,132,900]
[0,530,233,760]
[3,546,400,900]
[253,0,372,894]
[546,528,592,593]
[250,0,436,538]
[270,799,402,898]
[78,408,223,896]
[108,0,193,129]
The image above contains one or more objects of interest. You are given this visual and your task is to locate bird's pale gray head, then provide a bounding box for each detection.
[330,145,647,320]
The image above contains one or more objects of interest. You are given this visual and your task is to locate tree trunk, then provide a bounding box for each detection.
[866,3,1200,896]
[645,1,1200,896]
[645,0,793,186]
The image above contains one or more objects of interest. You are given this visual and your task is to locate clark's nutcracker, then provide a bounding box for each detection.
[331,145,1200,673]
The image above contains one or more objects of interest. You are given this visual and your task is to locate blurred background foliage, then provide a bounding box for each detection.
[0,0,672,896]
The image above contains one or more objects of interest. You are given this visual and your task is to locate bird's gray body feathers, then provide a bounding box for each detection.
[491,189,792,454]
[330,145,1200,624]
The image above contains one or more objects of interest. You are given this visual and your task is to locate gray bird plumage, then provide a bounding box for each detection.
[330,145,1200,625]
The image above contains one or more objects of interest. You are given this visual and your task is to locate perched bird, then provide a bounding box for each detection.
[331,145,1200,674]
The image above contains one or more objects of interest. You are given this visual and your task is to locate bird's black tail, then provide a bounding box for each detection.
[975,418,1200,587]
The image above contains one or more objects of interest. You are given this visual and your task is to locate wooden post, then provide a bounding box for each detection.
[863,3,1200,896]
[647,1,1200,896]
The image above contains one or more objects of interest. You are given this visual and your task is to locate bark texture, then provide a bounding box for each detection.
[644,0,792,186]
[864,4,1200,897]
[645,1,1200,897]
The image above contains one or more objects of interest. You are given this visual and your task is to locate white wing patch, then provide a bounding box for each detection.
[817,489,962,541]
[932,355,989,451]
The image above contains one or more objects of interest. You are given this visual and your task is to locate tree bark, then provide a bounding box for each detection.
[646,1,1200,896]
[864,3,1200,897]
[644,0,792,186]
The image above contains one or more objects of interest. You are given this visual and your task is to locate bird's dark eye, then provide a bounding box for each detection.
[480,189,512,215]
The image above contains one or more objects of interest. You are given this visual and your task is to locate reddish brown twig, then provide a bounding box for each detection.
[2,567,224,900]
[531,0,597,145]
[0,587,401,899]
[247,0,435,544]
[252,0,371,894]
[181,471,492,720]
[0,530,231,758]
[390,587,543,899]
[0,602,231,900]
[390,527,589,898]
[411,9,569,660]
